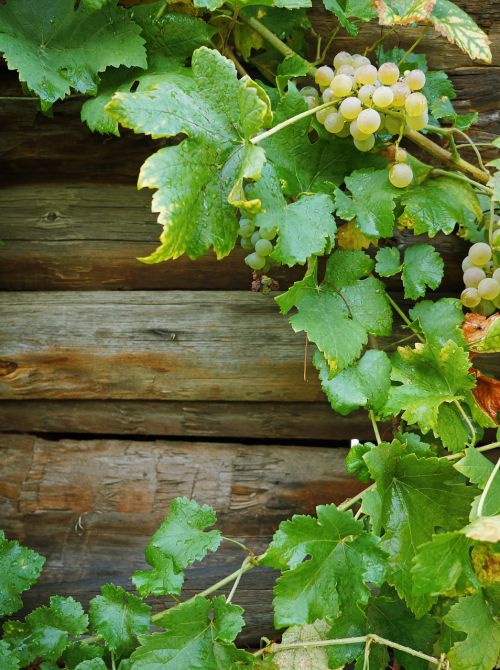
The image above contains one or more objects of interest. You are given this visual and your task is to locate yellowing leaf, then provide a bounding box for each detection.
[337,220,373,250]
[375,0,435,25]
[430,0,492,63]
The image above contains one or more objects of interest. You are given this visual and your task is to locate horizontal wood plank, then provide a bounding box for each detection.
[0,434,361,644]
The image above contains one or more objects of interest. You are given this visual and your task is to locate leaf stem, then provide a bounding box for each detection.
[222,536,254,554]
[364,27,397,56]
[397,27,427,67]
[250,100,336,144]
[445,440,500,460]
[315,26,340,65]
[453,400,476,447]
[226,556,252,603]
[430,168,492,194]
[338,484,375,511]
[451,128,489,174]
[369,410,382,445]
[155,1,168,20]
[386,295,424,342]
[477,455,500,517]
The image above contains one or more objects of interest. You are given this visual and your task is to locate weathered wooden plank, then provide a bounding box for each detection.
[0,400,377,440]
[0,434,361,643]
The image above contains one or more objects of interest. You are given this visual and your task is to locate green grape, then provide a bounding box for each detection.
[238,219,254,237]
[395,147,407,163]
[391,82,410,108]
[261,261,271,274]
[333,51,352,68]
[330,74,353,97]
[300,86,319,98]
[339,96,362,120]
[478,277,500,300]
[349,120,370,141]
[385,114,402,135]
[356,108,381,134]
[492,229,500,248]
[468,242,492,266]
[462,256,473,271]
[493,267,500,283]
[354,135,375,152]
[315,65,334,87]
[336,124,351,137]
[259,224,278,240]
[255,239,273,257]
[352,54,370,68]
[324,111,345,133]
[372,86,394,108]
[405,111,428,131]
[322,88,336,103]
[463,267,486,287]
[337,64,355,76]
[251,231,261,246]
[304,95,319,109]
[405,92,427,116]
[460,287,481,308]
[240,236,253,250]
[477,299,496,315]
[388,163,413,188]
[355,64,378,85]
[378,62,399,85]
[358,84,375,105]
[405,69,426,91]
[316,107,331,124]
[245,252,266,271]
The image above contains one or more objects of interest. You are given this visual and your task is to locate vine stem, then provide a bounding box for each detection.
[250,99,336,144]
[369,410,382,445]
[430,168,492,194]
[453,399,476,447]
[397,26,427,67]
[445,440,500,460]
[386,294,424,342]
[452,127,489,174]
[226,556,252,603]
[477,455,500,517]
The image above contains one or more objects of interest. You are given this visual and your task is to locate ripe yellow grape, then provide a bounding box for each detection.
[358,84,376,105]
[463,267,486,287]
[324,111,345,133]
[352,54,370,68]
[461,288,481,308]
[462,257,473,271]
[339,96,362,120]
[395,147,407,163]
[304,95,318,109]
[494,268,500,283]
[354,135,375,152]
[316,107,331,124]
[389,163,413,188]
[468,242,492,266]
[405,111,428,131]
[349,120,370,141]
[391,82,410,108]
[372,86,394,108]
[405,92,428,117]
[337,64,355,76]
[330,74,353,97]
[315,65,335,87]
[378,62,399,85]
[405,69,426,91]
[322,88,336,103]
[355,64,378,85]
[356,108,381,134]
[333,51,352,68]
[478,278,500,300]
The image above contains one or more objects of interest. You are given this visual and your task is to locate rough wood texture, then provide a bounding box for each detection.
[0,434,361,644]
[0,400,376,440]
[0,183,469,291]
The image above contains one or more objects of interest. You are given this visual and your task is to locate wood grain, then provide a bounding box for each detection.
[0,434,361,644]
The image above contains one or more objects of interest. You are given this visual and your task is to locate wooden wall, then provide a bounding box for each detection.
[0,1,498,645]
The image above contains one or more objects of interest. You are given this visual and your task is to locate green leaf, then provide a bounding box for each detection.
[276,55,311,95]
[288,250,392,373]
[363,445,476,615]
[108,48,271,263]
[130,596,253,669]
[409,298,465,348]
[400,177,482,236]
[445,592,500,670]
[375,0,435,25]
[3,596,88,666]
[89,584,151,658]
[0,0,146,107]
[74,661,108,670]
[132,497,221,598]
[275,258,318,315]
[383,340,475,436]
[377,46,427,71]
[0,530,45,616]
[436,402,470,453]
[322,0,376,35]
[262,505,386,627]
[82,0,108,9]
[273,620,330,669]
[423,70,477,130]
[401,244,444,300]
[246,163,336,266]
[344,169,401,238]
[345,442,375,483]
[375,247,401,276]
[62,642,104,669]
[430,0,492,63]
[455,447,500,516]
[0,641,19,670]
[315,349,391,415]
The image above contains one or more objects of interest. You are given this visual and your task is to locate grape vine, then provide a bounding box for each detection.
[0,0,499,669]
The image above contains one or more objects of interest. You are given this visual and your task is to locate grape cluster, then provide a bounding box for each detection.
[300,52,430,188]
[238,217,278,272]
[461,241,500,314]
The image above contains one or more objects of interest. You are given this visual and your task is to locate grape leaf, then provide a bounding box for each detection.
[82,0,108,9]
[343,169,401,238]
[0,530,45,617]
[314,349,391,415]
[276,54,311,95]
[0,641,19,670]
[3,596,88,666]
[436,402,470,453]
[454,447,500,516]
[246,164,336,266]
[62,642,104,669]
[382,340,475,437]
[285,250,392,373]
[375,247,401,276]
[401,244,444,299]
[273,620,330,669]
[423,70,477,130]
[375,0,435,25]
[377,47,427,72]
[275,257,318,315]
[132,497,221,597]
[322,0,376,35]
[399,176,482,236]
[409,298,465,347]
[89,584,151,658]
[430,0,492,63]
[445,592,500,670]
[261,505,386,627]
[463,313,500,354]
[363,444,476,615]
[74,661,107,670]
[108,47,271,263]
[0,0,146,108]
[130,596,253,669]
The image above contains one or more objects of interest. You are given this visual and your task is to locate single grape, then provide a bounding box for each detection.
[389,163,413,188]
[358,84,376,106]
[255,238,273,257]
[391,82,411,108]
[349,120,370,141]
[304,95,319,109]
[493,267,500,283]
[352,54,370,68]
[356,108,381,134]
[405,111,428,131]
[405,69,426,91]
[395,147,407,163]
[372,86,394,108]
[300,86,319,98]
[355,64,378,85]
[330,74,353,97]
[460,287,481,308]
[405,92,428,117]
[250,231,261,246]
[238,219,255,237]
[468,242,492,266]
[492,229,500,248]
[462,256,473,271]
[339,96,362,120]
[477,299,496,316]
[333,51,352,69]
[315,65,335,87]
[354,135,375,152]
[259,224,278,240]
[261,261,271,274]
[385,114,402,135]
[378,62,400,85]
[478,277,500,300]
[463,267,486,287]
[337,64,355,76]
[245,252,266,270]
[322,88,336,103]
[324,111,345,134]
[240,236,253,250]
[316,107,331,124]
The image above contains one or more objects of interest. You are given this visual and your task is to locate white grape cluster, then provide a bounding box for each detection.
[461,241,500,314]
[300,51,429,188]
[239,217,278,271]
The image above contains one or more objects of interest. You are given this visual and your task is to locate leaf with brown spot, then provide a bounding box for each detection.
[471,369,500,423]
[462,313,500,354]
